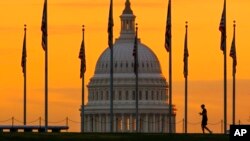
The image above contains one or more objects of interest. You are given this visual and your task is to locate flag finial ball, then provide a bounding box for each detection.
[82,25,85,32]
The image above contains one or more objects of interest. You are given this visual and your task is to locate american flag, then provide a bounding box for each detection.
[183,25,189,78]
[41,0,47,51]
[219,1,225,52]
[230,25,237,74]
[21,27,27,74]
[165,0,171,52]
[133,26,138,74]
[79,27,86,78]
[108,0,113,49]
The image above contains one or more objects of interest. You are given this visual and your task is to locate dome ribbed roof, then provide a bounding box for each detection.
[94,39,162,74]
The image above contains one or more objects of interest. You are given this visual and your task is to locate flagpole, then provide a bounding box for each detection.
[135,24,139,133]
[136,64,139,133]
[232,60,235,125]
[184,69,187,133]
[110,43,114,133]
[44,0,48,132]
[45,34,48,133]
[232,66,235,125]
[232,21,236,125]
[23,24,27,126]
[108,0,114,133]
[223,0,227,134]
[168,0,172,133]
[184,21,188,133]
[81,71,85,132]
[219,0,227,134]
[81,25,85,132]
[110,41,114,133]
[164,0,172,133]
[169,30,172,133]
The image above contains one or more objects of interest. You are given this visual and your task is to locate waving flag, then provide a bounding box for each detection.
[219,0,225,52]
[183,25,189,78]
[79,27,86,78]
[133,26,138,74]
[165,0,171,52]
[21,26,27,74]
[230,25,237,74]
[108,0,113,49]
[41,0,47,51]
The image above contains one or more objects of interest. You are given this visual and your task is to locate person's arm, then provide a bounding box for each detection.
[199,110,205,116]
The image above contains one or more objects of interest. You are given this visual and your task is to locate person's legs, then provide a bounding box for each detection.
[201,125,205,134]
[204,126,212,133]
[201,120,206,134]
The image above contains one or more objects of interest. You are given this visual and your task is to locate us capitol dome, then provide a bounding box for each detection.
[82,0,176,133]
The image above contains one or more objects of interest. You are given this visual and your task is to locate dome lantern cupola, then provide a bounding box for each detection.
[119,0,136,39]
[122,0,133,14]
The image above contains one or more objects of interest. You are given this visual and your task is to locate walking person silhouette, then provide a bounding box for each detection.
[199,104,212,134]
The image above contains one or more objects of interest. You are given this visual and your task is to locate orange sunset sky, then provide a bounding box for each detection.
[0,0,250,133]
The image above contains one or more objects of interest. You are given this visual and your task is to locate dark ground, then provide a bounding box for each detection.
[0,133,229,141]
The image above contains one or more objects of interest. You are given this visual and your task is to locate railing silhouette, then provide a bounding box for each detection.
[0,117,71,132]
[0,117,248,133]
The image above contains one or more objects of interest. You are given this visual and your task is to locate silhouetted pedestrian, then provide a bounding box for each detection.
[199,104,212,134]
